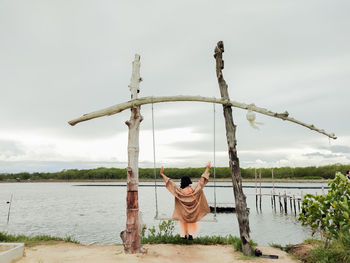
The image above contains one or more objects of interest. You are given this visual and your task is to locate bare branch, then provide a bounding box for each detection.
[68,95,337,139]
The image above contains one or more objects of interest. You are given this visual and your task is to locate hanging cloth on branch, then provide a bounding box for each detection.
[152,102,217,222]
[246,104,263,129]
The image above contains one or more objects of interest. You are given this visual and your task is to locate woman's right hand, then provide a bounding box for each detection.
[160,166,165,176]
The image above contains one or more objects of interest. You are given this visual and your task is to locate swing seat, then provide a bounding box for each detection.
[154,214,218,223]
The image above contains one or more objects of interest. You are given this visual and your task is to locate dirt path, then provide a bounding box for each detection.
[15,243,300,263]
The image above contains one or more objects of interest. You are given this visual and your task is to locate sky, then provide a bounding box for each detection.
[0,0,349,173]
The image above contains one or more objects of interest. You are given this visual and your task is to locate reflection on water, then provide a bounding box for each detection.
[0,182,327,245]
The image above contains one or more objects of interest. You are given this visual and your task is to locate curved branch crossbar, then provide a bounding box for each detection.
[68,95,337,139]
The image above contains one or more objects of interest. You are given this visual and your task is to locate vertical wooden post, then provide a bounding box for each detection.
[279,192,282,212]
[255,169,258,210]
[293,195,297,215]
[214,41,252,256]
[271,190,273,209]
[272,169,276,210]
[284,191,287,214]
[120,54,143,254]
[272,168,275,195]
[259,170,262,212]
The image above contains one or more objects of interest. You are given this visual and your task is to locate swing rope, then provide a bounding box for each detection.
[152,103,217,222]
[152,101,159,219]
[213,102,217,218]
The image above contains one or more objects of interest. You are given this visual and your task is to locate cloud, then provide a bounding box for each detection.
[323,145,350,154]
[0,1,349,172]
[0,140,25,159]
[303,152,339,159]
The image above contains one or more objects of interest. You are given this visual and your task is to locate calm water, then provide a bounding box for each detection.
[0,181,327,245]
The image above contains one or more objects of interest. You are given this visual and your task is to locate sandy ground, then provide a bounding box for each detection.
[15,243,300,263]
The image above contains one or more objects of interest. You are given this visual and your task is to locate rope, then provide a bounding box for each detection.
[151,101,159,218]
[213,102,217,218]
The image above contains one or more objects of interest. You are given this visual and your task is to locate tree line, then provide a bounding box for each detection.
[0,163,349,181]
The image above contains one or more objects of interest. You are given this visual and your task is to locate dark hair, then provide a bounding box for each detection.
[347,170,350,175]
[180,176,192,189]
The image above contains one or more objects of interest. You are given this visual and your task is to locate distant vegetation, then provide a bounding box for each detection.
[0,164,349,181]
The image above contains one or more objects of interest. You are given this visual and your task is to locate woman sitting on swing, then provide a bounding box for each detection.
[160,162,211,240]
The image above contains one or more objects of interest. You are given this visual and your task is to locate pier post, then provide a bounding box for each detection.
[284,191,287,214]
[293,195,297,215]
[278,192,282,212]
[259,170,262,212]
[255,169,258,210]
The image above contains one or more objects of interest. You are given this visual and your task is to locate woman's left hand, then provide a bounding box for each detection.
[205,162,211,174]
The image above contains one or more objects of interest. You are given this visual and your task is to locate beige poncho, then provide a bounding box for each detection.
[163,171,210,223]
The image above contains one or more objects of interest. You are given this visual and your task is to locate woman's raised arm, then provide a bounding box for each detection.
[198,162,211,188]
[160,166,167,181]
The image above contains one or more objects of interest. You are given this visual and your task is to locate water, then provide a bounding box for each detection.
[0,181,327,245]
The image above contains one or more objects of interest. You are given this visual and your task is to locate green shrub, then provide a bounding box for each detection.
[298,172,350,240]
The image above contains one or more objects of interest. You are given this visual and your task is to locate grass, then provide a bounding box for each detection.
[142,234,257,254]
[304,232,350,263]
[271,233,350,263]
[141,220,257,254]
[0,232,79,247]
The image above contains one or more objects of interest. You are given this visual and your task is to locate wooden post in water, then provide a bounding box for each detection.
[279,192,282,212]
[120,54,143,254]
[259,170,262,212]
[293,195,297,215]
[272,168,276,210]
[284,191,288,214]
[214,41,252,256]
[7,194,13,224]
[271,190,273,209]
[255,169,258,210]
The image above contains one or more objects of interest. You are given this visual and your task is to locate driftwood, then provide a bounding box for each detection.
[121,54,143,254]
[214,41,252,256]
[68,96,336,140]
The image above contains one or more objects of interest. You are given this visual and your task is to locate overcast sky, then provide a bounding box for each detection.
[0,0,349,173]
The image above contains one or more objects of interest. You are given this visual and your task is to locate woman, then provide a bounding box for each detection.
[160,162,211,240]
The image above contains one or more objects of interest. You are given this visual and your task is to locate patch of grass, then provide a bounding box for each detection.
[305,232,350,263]
[0,232,79,246]
[303,238,323,245]
[142,233,240,245]
[270,242,299,253]
[142,220,257,254]
[272,233,350,263]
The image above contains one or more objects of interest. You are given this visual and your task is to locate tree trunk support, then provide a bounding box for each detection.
[120,54,143,254]
[214,41,252,256]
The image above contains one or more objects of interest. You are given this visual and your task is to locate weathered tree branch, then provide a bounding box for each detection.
[214,40,252,256]
[68,95,337,139]
[124,54,142,254]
